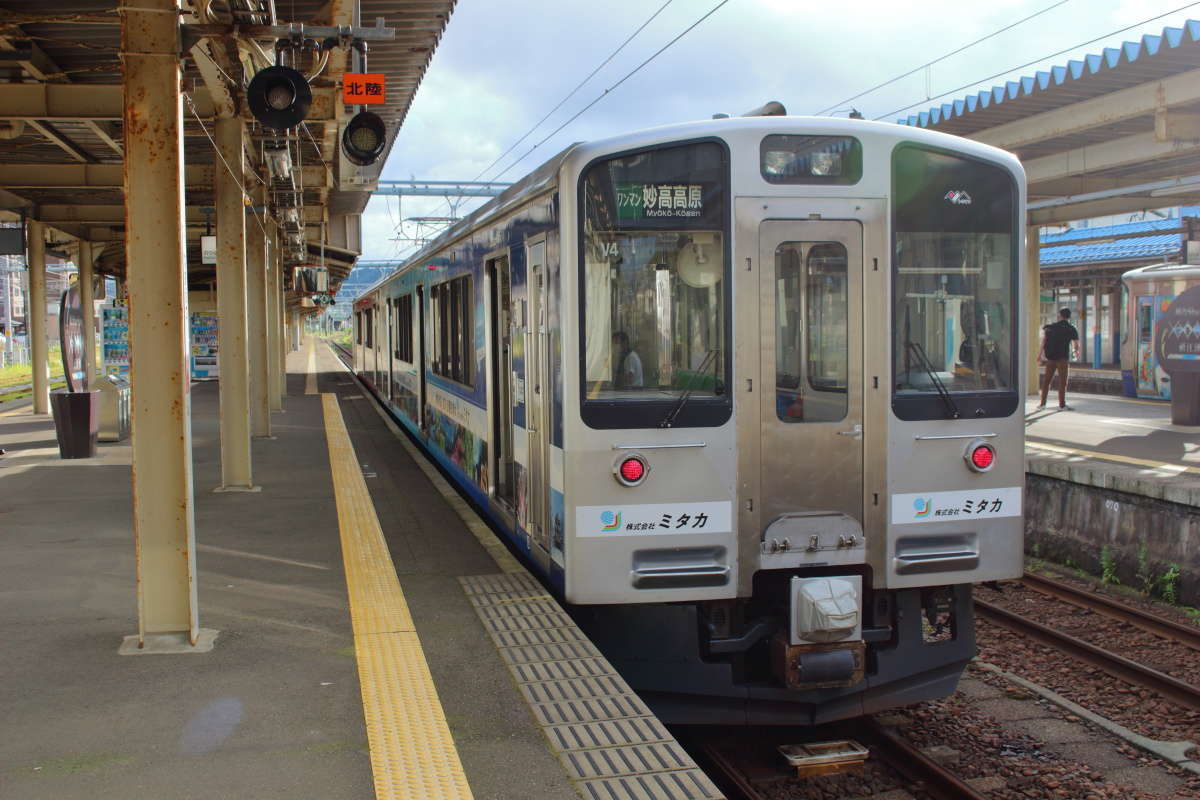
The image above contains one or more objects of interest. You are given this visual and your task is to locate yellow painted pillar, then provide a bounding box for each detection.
[122,0,202,648]
[214,117,254,490]
[1026,224,1041,395]
[247,190,270,437]
[78,240,98,388]
[26,219,48,414]
[266,217,283,412]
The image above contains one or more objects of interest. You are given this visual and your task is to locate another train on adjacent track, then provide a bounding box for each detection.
[353,114,1026,724]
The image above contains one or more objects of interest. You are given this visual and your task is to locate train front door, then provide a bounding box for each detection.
[758,220,864,531]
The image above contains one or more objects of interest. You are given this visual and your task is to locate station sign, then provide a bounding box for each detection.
[343,73,386,105]
[200,235,217,264]
[1156,285,1200,374]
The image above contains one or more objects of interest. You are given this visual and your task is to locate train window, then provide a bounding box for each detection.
[431,275,473,386]
[364,307,373,349]
[761,135,862,185]
[578,139,732,429]
[355,311,362,345]
[891,144,1019,421]
[394,293,414,362]
[775,242,848,422]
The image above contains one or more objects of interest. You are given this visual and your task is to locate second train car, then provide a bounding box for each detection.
[353,114,1026,724]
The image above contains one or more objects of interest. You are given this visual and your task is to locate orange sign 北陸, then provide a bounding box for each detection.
[343,73,386,105]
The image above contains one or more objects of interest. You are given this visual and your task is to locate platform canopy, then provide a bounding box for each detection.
[900,20,1200,226]
[0,0,455,305]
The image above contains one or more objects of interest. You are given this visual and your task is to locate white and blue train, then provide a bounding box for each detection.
[354,113,1027,724]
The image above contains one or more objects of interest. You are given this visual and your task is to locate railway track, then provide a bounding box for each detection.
[693,719,990,800]
[974,594,1200,712]
[1019,571,1200,651]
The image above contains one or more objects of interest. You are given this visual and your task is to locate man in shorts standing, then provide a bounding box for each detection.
[1038,308,1079,410]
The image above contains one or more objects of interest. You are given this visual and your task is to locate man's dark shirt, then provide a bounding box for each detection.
[1043,320,1079,361]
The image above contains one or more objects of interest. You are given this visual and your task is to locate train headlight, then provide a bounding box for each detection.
[614,454,649,486]
[964,440,996,472]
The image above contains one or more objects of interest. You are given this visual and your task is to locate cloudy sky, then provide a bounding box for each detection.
[360,0,1200,260]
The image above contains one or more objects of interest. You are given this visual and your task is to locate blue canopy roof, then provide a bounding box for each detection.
[898,20,1200,131]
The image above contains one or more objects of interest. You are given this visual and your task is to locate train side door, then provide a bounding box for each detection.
[488,255,517,509]
[526,240,549,551]
[386,298,395,401]
[758,220,864,533]
[417,284,428,428]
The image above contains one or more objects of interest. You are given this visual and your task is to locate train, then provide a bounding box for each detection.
[1121,263,1200,400]
[353,113,1026,725]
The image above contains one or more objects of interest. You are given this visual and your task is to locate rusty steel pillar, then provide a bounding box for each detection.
[266,217,283,412]
[26,218,48,414]
[120,0,204,651]
[214,116,255,490]
[1026,225,1041,395]
[278,290,287,396]
[78,240,98,388]
[247,189,270,438]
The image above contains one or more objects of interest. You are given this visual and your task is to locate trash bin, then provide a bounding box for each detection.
[96,374,131,442]
[49,389,100,458]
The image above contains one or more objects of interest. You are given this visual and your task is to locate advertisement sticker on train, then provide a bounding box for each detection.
[891,487,1021,525]
[575,502,732,537]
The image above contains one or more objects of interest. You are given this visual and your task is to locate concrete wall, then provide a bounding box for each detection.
[1025,467,1200,607]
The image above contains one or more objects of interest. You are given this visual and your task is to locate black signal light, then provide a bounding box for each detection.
[247,66,312,131]
[342,111,387,166]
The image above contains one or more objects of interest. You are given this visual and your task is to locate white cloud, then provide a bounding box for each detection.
[354,0,1199,261]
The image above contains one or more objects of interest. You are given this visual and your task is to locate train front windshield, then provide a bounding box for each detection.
[578,140,732,429]
[891,145,1018,420]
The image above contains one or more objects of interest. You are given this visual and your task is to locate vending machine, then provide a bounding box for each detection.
[190,312,219,380]
[101,302,129,376]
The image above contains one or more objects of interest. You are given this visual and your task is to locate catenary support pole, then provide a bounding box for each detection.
[266,216,282,412]
[214,116,254,490]
[78,240,97,388]
[121,0,202,649]
[1026,224,1041,395]
[247,189,270,437]
[26,219,48,414]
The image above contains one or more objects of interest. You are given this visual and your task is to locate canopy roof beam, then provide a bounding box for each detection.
[974,67,1200,153]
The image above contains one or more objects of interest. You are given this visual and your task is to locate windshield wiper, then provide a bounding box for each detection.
[659,349,719,428]
[905,340,960,419]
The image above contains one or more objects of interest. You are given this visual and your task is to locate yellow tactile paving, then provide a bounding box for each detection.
[1026,439,1200,477]
[320,338,524,575]
[321,392,473,800]
[305,337,318,395]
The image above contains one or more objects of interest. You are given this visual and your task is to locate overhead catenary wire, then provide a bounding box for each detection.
[874,1,1200,122]
[415,0,679,230]
[471,0,675,186]
[486,0,734,185]
[813,0,1074,116]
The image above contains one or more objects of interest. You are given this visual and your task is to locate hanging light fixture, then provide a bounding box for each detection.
[247,66,312,131]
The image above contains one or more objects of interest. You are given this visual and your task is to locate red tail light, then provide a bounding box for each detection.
[615,455,648,486]
[966,442,996,472]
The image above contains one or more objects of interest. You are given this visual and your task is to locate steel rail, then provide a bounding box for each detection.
[857,719,991,800]
[975,597,1200,712]
[1021,571,1200,652]
[693,738,763,800]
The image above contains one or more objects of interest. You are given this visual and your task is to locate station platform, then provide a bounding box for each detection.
[1024,392,1200,506]
[0,339,721,800]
